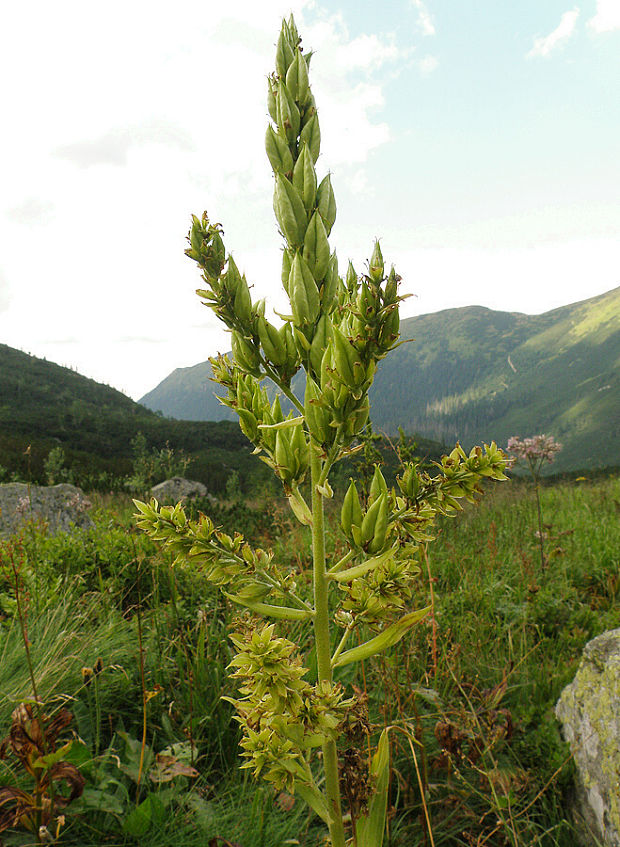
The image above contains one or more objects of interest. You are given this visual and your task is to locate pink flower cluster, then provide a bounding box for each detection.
[507,434,562,464]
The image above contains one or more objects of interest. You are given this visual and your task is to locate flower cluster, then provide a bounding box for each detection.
[507,434,562,475]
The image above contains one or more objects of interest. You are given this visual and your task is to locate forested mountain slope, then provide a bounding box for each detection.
[140,287,620,472]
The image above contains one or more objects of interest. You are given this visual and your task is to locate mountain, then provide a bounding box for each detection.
[140,287,620,473]
[0,344,256,491]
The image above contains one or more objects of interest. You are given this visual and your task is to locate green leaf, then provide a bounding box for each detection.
[258,415,305,430]
[223,592,313,620]
[295,780,333,826]
[122,793,166,837]
[329,546,397,583]
[355,728,390,847]
[332,607,430,668]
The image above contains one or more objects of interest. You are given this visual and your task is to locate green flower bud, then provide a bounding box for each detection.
[304,376,330,445]
[309,314,332,377]
[303,212,330,281]
[341,481,363,539]
[275,26,295,78]
[289,252,320,326]
[290,422,309,480]
[231,331,261,376]
[258,317,287,366]
[286,50,310,106]
[332,325,364,388]
[280,322,300,375]
[316,174,336,236]
[369,240,384,283]
[369,466,388,504]
[345,261,357,294]
[384,266,399,303]
[237,408,259,444]
[267,75,278,123]
[361,491,387,548]
[275,429,295,482]
[300,113,321,164]
[265,125,294,175]
[293,144,317,212]
[233,275,253,326]
[321,253,339,309]
[277,81,300,141]
[273,174,308,247]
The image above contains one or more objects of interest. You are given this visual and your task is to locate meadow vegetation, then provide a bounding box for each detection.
[0,471,618,845]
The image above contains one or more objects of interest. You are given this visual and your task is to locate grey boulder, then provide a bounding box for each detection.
[556,628,620,846]
[150,477,214,505]
[0,483,93,535]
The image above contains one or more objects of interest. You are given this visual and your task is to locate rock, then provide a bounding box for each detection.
[0,483,93,536]
[150,477,214,504]
[556,629,620,846]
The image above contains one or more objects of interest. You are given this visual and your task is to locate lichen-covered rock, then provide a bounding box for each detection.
[556,629,620,846]
[150,477,214,505]
[0,483,93,536]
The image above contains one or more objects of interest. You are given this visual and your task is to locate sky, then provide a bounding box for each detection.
[1,0,619,401]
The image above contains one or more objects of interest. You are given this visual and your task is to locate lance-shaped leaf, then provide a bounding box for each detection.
[296,780,333,826]
[274,174,307,247]
[224,592,313,620]
[329,545,398,583]
[354,728,390,847]
[332,607,430,668]
[258,415,305,431]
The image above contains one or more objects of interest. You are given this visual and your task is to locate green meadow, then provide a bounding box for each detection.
[1,472,618,846]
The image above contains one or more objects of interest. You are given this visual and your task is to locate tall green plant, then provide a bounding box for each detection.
[135,16,508,847]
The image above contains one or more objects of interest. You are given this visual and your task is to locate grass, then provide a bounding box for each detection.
[0,474,618,845]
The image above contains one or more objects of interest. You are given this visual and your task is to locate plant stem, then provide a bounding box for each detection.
[310,449,346,847]
[534,481,546,571]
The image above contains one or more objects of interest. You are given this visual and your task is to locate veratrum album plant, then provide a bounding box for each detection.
[135,16,508,847]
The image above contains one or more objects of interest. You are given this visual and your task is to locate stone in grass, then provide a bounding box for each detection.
[150,477,215,505]
[556,629,620,847]
[0,482,93,536]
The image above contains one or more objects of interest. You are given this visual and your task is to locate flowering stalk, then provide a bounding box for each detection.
[135,17,508,846]
[507,434,561,571]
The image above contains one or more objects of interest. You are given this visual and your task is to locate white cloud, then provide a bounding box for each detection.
[418,55,439,75]
[0,269,11,313]
[0,0,408,399]
[411,0,436,36]
[527,8,580,58]
[588,0,620,32]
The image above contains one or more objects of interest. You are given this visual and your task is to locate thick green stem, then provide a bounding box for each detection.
[311,449,346,847]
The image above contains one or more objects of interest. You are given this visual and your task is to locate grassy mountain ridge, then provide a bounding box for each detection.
[0,344,255,491]
[140,287,620,472]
